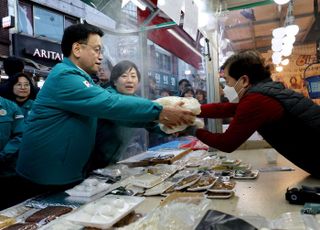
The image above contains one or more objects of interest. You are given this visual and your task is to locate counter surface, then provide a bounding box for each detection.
[136,148,319,220]
[1,148,319,227]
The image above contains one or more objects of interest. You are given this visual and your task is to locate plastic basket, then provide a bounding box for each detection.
[305,75,320,99]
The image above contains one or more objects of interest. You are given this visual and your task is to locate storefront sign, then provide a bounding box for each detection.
[149,71,177,91]
[25,48,63,61]
[12,33,63,67]
[2,16,15,29]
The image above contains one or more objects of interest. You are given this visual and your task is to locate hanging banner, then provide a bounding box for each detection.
[183,0,198,41]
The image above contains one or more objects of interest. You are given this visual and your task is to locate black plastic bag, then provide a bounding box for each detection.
[195,210,257,230]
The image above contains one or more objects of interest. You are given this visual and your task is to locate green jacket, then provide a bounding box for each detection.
[93,87,165,168]
[19,99,34,120]
[0,97,24,176]
[16,58,163,185]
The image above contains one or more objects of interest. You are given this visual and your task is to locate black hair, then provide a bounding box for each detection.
[3,56,25,77]
[223,50,271,84]
[61,23,104,57]
[7,72,37,102]
[159,88,171,96]
[178,78,190,86]
[180,86,195,97]
[110,60,141,87]
[195,89,206,97]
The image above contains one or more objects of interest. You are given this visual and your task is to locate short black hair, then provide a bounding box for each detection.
[3,56,24,77]
[110,60,141,87]
[61,23,104,57]
[223,50,271,84]
[178,78,190,86]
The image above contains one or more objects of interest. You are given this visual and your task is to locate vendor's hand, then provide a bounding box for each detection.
[159,105,195,129]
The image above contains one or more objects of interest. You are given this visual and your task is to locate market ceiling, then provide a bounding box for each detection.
[81,0,320,52]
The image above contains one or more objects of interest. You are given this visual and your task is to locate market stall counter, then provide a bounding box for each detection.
[1,148,319,229]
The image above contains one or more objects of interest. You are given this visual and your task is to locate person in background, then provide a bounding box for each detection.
[6,72,36,119]
[148,75,157,100]
[159,88,171,97]
[0,96,24,210]
[195,89,207,104]
[289,76,301,90]
[96,59,112,88]
[0,56,25,99]
[93,60,169,167]
[177,78,191,96]
[219,82,229,103]
[185,50,320,178]
[5,23,195,210]
[218,82,231,124]
[180,86,195,98]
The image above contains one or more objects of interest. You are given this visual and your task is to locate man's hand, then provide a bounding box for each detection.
[159,103,195,128]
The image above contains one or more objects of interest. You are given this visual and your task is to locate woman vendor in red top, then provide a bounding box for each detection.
[189,50,320,178]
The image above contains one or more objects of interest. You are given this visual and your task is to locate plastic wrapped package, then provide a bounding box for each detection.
[118,196,211,230]
[154,96,204,134]
[39,218,83,230]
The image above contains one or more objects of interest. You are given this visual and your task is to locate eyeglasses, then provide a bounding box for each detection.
[14,83,30,88]
[79,43,104,56]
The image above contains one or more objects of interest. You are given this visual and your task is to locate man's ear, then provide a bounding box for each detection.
[242,75,250,87]
[72,43,81,58]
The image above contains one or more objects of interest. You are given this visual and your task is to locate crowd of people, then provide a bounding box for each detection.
[0,22,320,211]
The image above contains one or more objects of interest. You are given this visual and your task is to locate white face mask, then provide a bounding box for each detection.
[223,85,239,103]
[223,78,243,103]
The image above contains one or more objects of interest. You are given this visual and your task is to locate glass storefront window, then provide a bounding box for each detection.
[18,1,33,35]
[34,7,64,41]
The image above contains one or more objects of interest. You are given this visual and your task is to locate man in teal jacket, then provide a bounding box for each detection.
[9,23,194,208]
[0,96,24,210]
[0,96,24,175]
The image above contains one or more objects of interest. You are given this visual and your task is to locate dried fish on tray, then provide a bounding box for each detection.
[187,174,218,192]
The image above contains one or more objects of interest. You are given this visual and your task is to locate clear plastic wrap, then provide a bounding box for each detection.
[270,212,320,229]
[118,196,211,230]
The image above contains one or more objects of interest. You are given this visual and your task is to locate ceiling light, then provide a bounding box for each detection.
[281,59,289,65]
[276,65,283,72]
[285,24,299,36]
[272,27,286,39]
[272,52,282,65]
[274,0,290,5]
[281,47,293,57]
[282,35,296,44]
[271,38,283,51]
